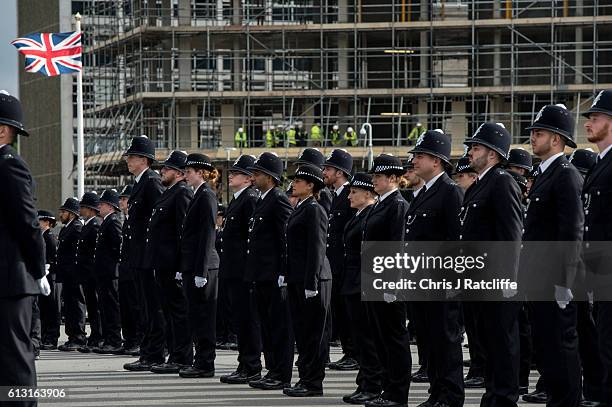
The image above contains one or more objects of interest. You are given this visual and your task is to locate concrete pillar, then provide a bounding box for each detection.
[178,37,192,91]
[493,31,501,86]
[447,101,467,149]
[233,0,241,25]
[419,2,429,88]
[221,103,236,147]
[233,38,242,91]
[575,0,584,84]
[161,0,171,26]
[177,102,195,149]
[338,34,349,89]
[338,0,348,23]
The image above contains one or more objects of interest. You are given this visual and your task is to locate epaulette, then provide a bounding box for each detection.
[1,153,14,159]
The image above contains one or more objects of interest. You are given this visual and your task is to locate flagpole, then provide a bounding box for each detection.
[75,12,85,198]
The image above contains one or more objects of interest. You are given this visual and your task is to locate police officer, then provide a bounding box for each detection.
[506,148,533,177]
[341,173,383,405]
[122,136,165,371]
[452,156,478,192]
[38,210,61,350]
[283,164,332,397]
[407,130,465,407]
[57,198,86,352]
[244,152,295,390]
[322,149,358,371]
[0,91,49,397]
[146,151,194,373]
[362,153,411,407]
[582,89,612,406]
[117,183,142,355]
[402,160,425,204]
[519,104,583,407]
[219,154,264,385]
[179,153,220,378]
[461,122,523,407]
[76,192,103,353]
[92,189,123,354]
[295,148,333,213]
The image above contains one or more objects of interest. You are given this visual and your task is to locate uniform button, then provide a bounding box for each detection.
[406,229,409,232]
[461,206,464,210]
[220,238,223,242]
[459,234,463,240]
[585,226,589,232]
[535,197,540,201]
[327,234,330,237]
[472,203,477,207]
[326,244,329,247]
[145,238,148,242]
[584,193,588,199]
[524,214,527,218]
[247,238,250,243]
[585,210,589,215]
[597,191,601,195]
[521,228,524,233]
[220,249,223,253]
[246,249,250,254]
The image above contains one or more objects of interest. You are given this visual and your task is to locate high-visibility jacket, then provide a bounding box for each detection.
[344,131,357,147]
[310,125,321,141]
[330,130,343,146]
[408,126,426,142]
[266,130,276,147]
[286,129,296,146]
[234,131,247,148]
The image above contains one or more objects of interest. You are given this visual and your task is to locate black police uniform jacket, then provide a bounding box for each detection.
[285,196,332,291]
[76,217,100,283]
[318,186,333,214]
[125,168,164,270]
[520,155,584,291]
[145,180,193,272]
[341,204,373,295]
[118,215,131,281]
[94,212,122,280]
[459,164,523,285]
[56,218,83,283]
[43,229,58,278]
[181,182,220,277]
[582,148,612,292]
[326,184,356,278]
[244,187,293,282]
[405,173,463,242]
[0,144,45,297]
[219,186,259,280]
[362,189,409,242]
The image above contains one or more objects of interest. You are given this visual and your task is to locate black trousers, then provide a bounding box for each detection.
[344,293,383,394]
[39,278,61,345]
[0,295,37,407]
[530,302,581,407]
[518,303,533,388]
[184,270,218,371]
[135,268,166,364]
[118,278,143,348]
[420,301,464,407]
[216,277,237,343]
[253,281,294,383]
[409,302,429,370]
[227,279,262,374]
[479,301,521,407]
[95,277,122,347]
[62,280,87,344]
[365,301,412,404]
[462,301,486,378]
[596,301,612,405]
[81,277,103,344]
[577,300,605,402]
[155,270,192,365]
[288,280,331,391]
[30,296,41,354]
[330,270,355,358]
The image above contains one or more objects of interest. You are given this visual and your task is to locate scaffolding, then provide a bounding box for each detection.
[81,0,612,186]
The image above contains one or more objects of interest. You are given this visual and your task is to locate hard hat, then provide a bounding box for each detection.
[347,127,353,132]
[238,127,244,132]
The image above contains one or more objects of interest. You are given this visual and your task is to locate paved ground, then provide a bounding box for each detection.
[35,336,542,406]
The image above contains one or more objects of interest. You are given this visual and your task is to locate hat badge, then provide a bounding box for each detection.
[535,106,545,122]
[473,123,485,138]
[592,90,604,108]
[233,157,241,166]
[462,145,469,157]
[416,132,426,146]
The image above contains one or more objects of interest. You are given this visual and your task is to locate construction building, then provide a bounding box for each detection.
[17,0,612,208]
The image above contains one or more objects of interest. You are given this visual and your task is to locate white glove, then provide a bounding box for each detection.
[305,289,318,298]
[194,276,208,288]
[37,276,51,296]
[587,291,594,306]
[175,272,182,281]
[383,293,397,303]
[554,285,573,309]
[502,288,518,299]
[277,275,287,287]
[44,264,50,276]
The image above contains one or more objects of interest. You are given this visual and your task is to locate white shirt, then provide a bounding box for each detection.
[296,195,313,208]
[478,165,495,181]
[134,168,148,184]
[233,185,249,200]
[378,188,398,203]
[0,144,6,150]
[425,171,445,191]
[335,182,349,196]
[259,187,273,201]
[412,185,425,198]
[538,152,565,174]
[599,144,612,160]
[84,216,96,225]
[193,181,205,195]
[104,212,114,221]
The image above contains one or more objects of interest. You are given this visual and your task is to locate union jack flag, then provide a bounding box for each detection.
[11,31,82,77]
